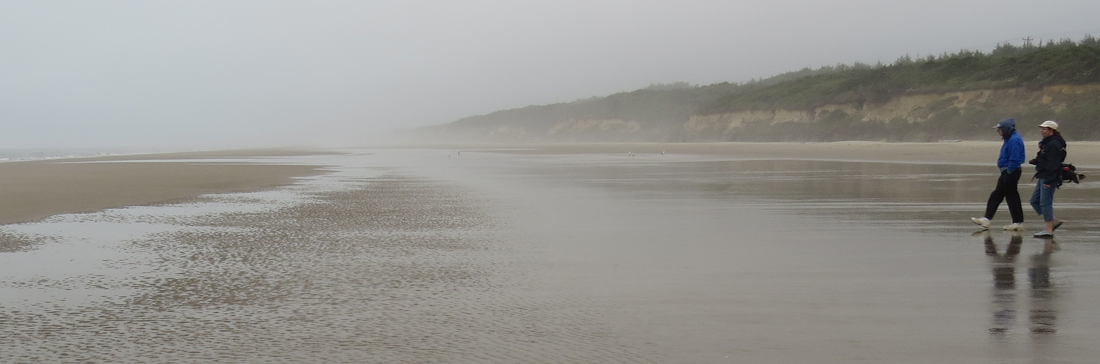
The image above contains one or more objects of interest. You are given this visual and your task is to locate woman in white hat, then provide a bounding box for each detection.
[1028,120,1066,237]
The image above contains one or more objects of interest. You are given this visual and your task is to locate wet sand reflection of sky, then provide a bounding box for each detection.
[3,150,1100,363]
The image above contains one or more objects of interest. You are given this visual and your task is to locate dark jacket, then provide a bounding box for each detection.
[1030,134,1067,187]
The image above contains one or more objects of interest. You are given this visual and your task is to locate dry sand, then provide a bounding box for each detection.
[0,149,328,225]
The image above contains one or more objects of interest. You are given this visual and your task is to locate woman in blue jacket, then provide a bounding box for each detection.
[972,119,1026,230]
[1029,120,1067,237]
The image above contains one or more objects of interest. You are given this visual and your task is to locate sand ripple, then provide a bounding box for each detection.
[0,173,655,363]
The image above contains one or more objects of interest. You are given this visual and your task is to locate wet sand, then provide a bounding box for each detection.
[401,146,1100,363]
[404,140,1100,166]
[0,149,328,225]
[4,143,1100,363]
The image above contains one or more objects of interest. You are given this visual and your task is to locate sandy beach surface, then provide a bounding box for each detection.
[0,149,328,225]
[3,142,1100,363]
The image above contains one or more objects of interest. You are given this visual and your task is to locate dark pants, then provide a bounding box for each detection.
[985,169,1024,223]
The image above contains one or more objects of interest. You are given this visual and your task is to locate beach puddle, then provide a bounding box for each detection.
[391,150,1100,363]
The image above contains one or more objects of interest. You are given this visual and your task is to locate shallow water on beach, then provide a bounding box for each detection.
[3,149,1100,363]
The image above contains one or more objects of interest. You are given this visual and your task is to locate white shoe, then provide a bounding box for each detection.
[1003,223,1024,231]
[971,217,991,228]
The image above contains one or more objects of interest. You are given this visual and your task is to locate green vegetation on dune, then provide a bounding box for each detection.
[701,38,1100,114]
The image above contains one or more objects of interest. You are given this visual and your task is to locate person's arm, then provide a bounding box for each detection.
[1008,137,1026,170]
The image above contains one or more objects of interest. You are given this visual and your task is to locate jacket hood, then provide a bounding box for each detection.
[996,118,1017,140]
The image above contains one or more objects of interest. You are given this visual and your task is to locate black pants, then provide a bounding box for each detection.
[985,169,1024,223]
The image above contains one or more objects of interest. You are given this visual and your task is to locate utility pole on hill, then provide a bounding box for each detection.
[1023,36,1034,47]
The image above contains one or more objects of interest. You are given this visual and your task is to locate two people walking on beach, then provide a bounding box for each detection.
[972,119,1067,237]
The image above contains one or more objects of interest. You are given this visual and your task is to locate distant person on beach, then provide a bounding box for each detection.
[1029,120,1066,238]
[972,118,1026,231]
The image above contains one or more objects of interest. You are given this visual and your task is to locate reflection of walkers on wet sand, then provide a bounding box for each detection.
[1029,121,1067,238]
[972,119,1026,231]
[1029,239,1059,335]
[982,232,1060,338]
[984,231,1022,336]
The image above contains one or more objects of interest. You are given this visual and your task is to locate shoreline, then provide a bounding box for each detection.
[386,140,1100,166]
[0,149,331,226]
[7,140,1098,226]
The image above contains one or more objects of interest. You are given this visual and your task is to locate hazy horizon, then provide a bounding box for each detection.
[4,0,1099,149]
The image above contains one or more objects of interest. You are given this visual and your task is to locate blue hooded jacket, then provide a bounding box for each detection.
[996,118,1025,172]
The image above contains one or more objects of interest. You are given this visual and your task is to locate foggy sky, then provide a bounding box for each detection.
[3,0,1099,149]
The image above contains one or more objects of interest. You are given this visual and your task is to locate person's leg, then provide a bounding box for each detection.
[1030,181,1043,216]
[1005,169,1024,223]
[1039,180,1056,228]
[984,171,1009,219]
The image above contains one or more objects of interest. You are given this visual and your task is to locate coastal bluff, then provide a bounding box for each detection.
[681,83,1100,141]
[413,83,1100,143]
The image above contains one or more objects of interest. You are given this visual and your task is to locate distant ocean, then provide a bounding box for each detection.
[0,146,174,163]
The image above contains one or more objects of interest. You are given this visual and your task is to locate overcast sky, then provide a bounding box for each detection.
[3,0,1099,149]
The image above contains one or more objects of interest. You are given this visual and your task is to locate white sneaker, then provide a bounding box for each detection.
[971,217,991,228]
[1003,223,1024,231]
